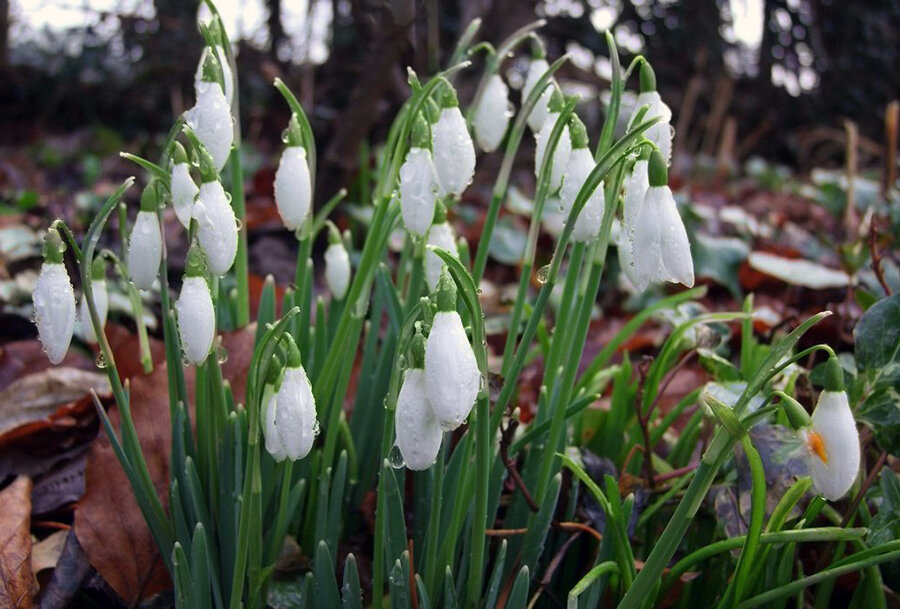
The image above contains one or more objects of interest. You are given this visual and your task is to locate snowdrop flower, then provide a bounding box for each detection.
[170,142,198,229]
[33,228,76,364]
[186,52,233,172]
[534,89,571,193]
[425,203,459,293]
[629,150,693,291]
[618,157,650,285]
[175,244,216,365]
[523,55,554,132]
[431,86,476,197]
[399,117,439,236]
[628,62,673,165]
[324,223,351,300]
[194,44,234,106]
[424,271,481,430]
[559,117,604,242]
[804,358,859,501]
[274,114,313,231]
[190,145,238,276]
[79,257,109,345]
[395,333,442,470]
[263,393,288,462]
[473,74,512,152]
[128,183,163,291]
[273,338,317,461]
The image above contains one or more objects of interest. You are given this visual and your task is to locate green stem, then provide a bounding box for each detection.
[725,435,767,607]
[229,147,250,327]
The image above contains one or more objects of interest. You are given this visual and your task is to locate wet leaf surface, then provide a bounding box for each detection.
[0,476,38,609]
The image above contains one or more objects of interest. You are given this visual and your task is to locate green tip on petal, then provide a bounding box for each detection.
[438,83,459,109]
[284,334,302,368]
[780,394,812,429]
[172,141,189,165]
[266,353,284,387]
[529,35,546,60]
[433,199,448,224]
[285,114,304,148]
[207,18,225,48]
[569,115,589,149]
[647,149,668,187]
[424,97,441,124]
[409,332,426,369]
[325,220,342,245]
[435,268,457,312]
[639,60,657,93]
[42,226,66,264]
[548,87,564,112]
[201,50,224,86]
[412,114,431,150]
[91,256,107,280]
[140,181,161,212]
[823,355,844,392]
[185,239,208,278]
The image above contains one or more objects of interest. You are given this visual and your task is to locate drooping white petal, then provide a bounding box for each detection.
[523,59,554,132]
[559,147,605,243]
[572,183,605,243]
[263,394,288,462]
[33,262,76,364]
[534,112,571,192]
[193,181,238,276]
[194,45,235,106]
[806,391,860,501]
[395,369,443,470]
[274,146,312,231]
[629,91,673,164]
[325,242,351,300]
[630,186,693,291]
[186,85,233,173]
[622,159,650,233]
[424,311,481,430]
[473,75,512,152]
[425,222,458,292]
[432,107,476,196]
[79,280,108,344]
[171,162,199,229]
[128,211,162,291]
[399,148,438,236]
[275,365,317,461]
[175,276,216,365]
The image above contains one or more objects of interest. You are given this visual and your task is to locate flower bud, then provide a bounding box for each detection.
[473,74,512,152]
[193,180,238,276]
[424,273,480,430]
[274,357,317,461]
[186,84,233,173]
[194,45,234,106]
[274,115,312,231]
[400,146,439,236]
[534,107,572,193]
[34,229,76,364]
[263,394,288,462]
[425,211,458,292]
[523,57,554,132]
[431,89,476,196]
[128,185,163,291]
[324,226,351,300]
[79,258,109,344]
[175,246,216,365]
[559,143,604,243]
[629,62,673,165]
[395,355,442,471]
[171,143,198,229]
[805,390,859,501]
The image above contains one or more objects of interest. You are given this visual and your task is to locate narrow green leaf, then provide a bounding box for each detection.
[506,566,531,609]
[314,540,341,607]
[341,554,363,609]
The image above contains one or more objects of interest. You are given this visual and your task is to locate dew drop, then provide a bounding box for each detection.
[281,128,291,144]
[216,343,229,364]
[312,420,321,437]
[536,264,551,284]
[479,374,487,392]
[397,355,408,371]
[95,353,106,369]
[234,218,243,231]
[388,444,406,469]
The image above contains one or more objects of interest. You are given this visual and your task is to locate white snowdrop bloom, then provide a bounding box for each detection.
[618,159,650,285]
[274,364,317,461]
[324,241,351,300]
[274,145,312,231]
[33,259,76,365]
[79,280,108,345]
[534,111,571,193]
[399,147,438,236]
[629,152,693,291]
[186,85,233,173]
[424,302,480,430]
[806,389,860,501]
[425,221,458,293]
[176,276,216,365]
[395,368,443,470]
[473,74,512,152]
[432,103,476,196]
[263,394,288,462]
[193,180,238,276]
[194,45,234,106]
[171,162,198,229]
[523,57,554,132]
[628,63,673,164]
[128,211,162,291]
[559,144,604,243]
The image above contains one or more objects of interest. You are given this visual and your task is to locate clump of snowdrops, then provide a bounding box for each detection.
[31,4,898,608]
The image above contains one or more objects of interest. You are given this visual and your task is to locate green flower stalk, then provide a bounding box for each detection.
[79,257,109,344]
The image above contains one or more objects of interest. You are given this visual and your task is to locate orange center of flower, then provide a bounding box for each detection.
[807,431,828,463]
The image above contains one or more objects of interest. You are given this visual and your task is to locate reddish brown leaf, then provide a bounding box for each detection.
[0,476,38,609]
[0,340,94,392]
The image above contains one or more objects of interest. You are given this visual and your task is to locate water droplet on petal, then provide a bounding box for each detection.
[388,444,405,469]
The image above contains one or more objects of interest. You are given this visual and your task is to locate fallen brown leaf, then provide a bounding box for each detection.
[0,476,38,609]
[31,529,69,574]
